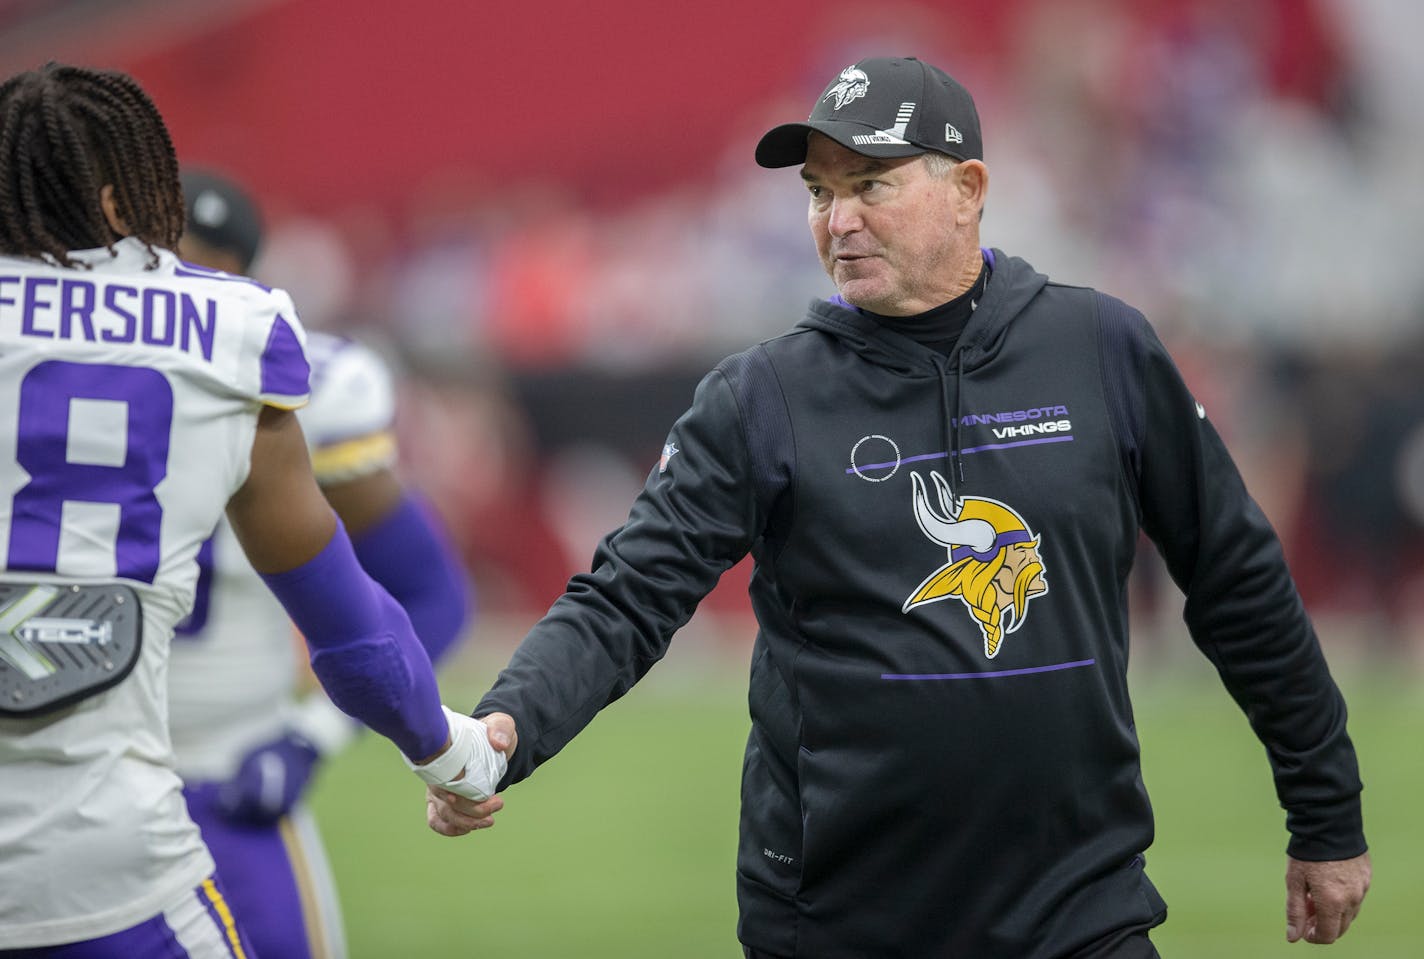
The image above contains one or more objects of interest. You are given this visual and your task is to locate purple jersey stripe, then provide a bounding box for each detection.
[173,262,273,292]
[260,314,311,401]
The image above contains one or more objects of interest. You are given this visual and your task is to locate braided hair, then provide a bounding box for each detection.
[0,62,184,267]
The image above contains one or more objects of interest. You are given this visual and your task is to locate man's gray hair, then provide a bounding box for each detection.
[922,151,984,220]
[921,151,959,178]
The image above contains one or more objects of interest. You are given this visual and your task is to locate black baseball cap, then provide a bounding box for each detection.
[180,169,263,271]
[755,56,983,168]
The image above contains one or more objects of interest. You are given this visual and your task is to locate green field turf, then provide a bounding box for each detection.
[310,636,1422,958]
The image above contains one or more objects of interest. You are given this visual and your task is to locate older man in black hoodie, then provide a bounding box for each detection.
[430,56,1371,959]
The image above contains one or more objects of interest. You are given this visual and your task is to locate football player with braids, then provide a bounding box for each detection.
[0,63,505,956]
[168,168,472,959]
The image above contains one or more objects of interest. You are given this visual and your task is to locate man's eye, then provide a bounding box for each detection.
[807,185,822,198]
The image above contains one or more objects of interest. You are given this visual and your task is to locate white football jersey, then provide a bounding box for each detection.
[168,333,397,780]
[0,238,310,946]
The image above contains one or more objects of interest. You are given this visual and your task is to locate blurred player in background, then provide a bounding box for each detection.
[168,169,473,958]
[0,63,505,956]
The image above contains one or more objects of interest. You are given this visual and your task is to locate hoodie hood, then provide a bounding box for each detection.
[795,249,1051,372]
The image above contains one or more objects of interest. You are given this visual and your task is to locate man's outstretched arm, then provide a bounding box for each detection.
[227,406,505,798]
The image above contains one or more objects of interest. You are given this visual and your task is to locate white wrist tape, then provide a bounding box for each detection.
[406,706,508,801]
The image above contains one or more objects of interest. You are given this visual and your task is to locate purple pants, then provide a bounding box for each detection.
[0,875,256,958]
[184,783,343,959]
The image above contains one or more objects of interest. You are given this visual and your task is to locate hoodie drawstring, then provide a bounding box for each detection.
[938,348,966,502]
[949,256,988,494]
[953,347,966,488]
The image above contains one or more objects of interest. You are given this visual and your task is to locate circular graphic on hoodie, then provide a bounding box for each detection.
[850,434,901,482]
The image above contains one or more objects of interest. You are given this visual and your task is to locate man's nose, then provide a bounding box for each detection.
[827,196,863,237]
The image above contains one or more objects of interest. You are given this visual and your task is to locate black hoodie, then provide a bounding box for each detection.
[476,250,1365,958]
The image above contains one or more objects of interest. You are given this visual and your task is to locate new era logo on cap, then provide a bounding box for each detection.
[755,56,983,168]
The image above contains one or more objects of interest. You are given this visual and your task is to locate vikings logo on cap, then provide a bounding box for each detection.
[902,471,1049,659]
[823,65,870,111]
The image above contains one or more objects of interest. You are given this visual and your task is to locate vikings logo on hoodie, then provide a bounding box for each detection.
[903,471,1049,659]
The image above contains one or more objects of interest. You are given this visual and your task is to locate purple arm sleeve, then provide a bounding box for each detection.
[351,493,471,665]
[259,520,447,761]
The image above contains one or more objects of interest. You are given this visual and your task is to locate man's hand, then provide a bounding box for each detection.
[427,786,505,836]
[409,708,514,799]
[425,711,516,836]
[1285,852,1371,944]
[217,730,321,824]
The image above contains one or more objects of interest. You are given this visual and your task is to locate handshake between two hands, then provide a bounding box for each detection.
[410,706,517,836]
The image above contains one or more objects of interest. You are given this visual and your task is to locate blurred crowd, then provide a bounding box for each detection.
[167,0,1424,660]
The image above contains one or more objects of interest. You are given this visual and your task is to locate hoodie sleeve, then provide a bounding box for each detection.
[1098,293,1365,862]
[474,361,771,787]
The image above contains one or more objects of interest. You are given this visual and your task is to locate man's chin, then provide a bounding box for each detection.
[835,280,891,313]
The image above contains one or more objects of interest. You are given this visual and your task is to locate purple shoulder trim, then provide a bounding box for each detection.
[174,262,273,293]
[260,314,311,399]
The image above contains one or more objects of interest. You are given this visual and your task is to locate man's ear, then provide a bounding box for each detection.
[99,184,130,237]
[955,160,988,225]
